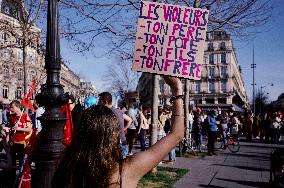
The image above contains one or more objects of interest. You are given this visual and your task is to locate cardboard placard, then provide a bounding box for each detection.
[132,1,209,80]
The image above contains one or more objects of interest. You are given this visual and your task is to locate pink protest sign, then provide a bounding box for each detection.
[132,1,209,80]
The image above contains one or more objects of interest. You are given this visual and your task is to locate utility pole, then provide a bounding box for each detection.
[251,45,256,115]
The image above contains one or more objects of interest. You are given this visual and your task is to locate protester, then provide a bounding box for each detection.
[84,96,97,109]
[188,110,194,133]
[243,111,253,141]
[230,112,240,137]
[33,100,45,134]
[126,103,139,156]
[137,108,148,151]
[192,108,202,152]
[216,111,228,149]
[164,111,176,164]
[98,92,132,159]
[61,96,74,146]
[264,112,272,143]
[157,110,167,141]
[259,113,265,142]
[52,76,184,187]
[0,103,3,125]
[8,100,33,179]
[253,114,261,138]
[0,125,13,187]
[271,112,281,144]
[206,110,218,156]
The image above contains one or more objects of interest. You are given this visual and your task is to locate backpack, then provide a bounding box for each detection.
[203,117,209,130]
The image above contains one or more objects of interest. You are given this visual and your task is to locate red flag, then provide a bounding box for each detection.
[61,103,73,146]
[21,80,37,112]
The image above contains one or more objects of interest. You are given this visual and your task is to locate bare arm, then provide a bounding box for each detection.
[123,114,132,131]
[124,76,184,181]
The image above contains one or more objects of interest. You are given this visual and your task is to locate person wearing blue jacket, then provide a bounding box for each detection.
[206,110,218,156]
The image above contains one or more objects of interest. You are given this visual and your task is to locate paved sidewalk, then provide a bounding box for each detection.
[162,141,284,188]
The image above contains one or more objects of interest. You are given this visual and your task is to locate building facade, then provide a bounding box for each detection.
[79,79,97,102]
[0,1,93,105]
[189,30,248,111]
[138,30,248,111]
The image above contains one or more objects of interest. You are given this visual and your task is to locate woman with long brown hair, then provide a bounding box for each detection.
[52,76,184,188]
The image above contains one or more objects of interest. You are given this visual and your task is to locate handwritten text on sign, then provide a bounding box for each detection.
[132,1,209,79]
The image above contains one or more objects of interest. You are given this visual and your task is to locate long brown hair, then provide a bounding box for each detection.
[52,105,122,188]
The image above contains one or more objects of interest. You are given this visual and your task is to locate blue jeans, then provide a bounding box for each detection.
[222,128,228,146]
[139,129,146,151]
[120,143,129,159]
[169,147,176,162]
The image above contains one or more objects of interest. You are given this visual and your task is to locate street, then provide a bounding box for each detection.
[162,140,283,188]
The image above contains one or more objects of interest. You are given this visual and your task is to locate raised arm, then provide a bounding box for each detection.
[123,114,132,131]
[124,76,184,181]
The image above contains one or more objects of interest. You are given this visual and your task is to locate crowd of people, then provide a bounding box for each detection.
[0,76,184,187]
[188,108,284,156]
[0,78,283,187]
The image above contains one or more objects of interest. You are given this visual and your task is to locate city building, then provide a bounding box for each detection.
[79,79,97,102]
[189,30,248,111]
[137,30,248,112]
[137,73,172,108]
[0,1,93,105]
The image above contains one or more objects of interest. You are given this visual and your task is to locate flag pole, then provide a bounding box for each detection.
[13,108,25,134]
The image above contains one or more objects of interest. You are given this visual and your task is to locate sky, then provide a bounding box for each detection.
[60,0,284,102]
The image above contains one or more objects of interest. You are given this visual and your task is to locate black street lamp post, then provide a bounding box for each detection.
[32,0,68,187]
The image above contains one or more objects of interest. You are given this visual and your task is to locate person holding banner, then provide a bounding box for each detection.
[52,76,184,188]
[8,100,33,173]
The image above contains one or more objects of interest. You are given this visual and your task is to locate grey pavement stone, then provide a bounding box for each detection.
[162,140,279,188]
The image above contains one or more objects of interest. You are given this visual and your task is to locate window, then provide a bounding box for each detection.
[3,49,10,60]
[3,33,9,43]
[29,54,35,64]
[208,43,214,51]
[218,98,226,104]
[221,53,226,64]
[209,67,214,77]
[195,81,201,93]
[209,54,214,64]
[3,65,9,79]
[17,51,23,61]
[16,11,20,19]
[3,85,8,98]
[221,67,227,77]
[159,80,164,94]
[30,70,36,81]
[221,81,227,92]
[205,98,215,104]
[16,38,22,46]
[4,7,10,14]
[194,98,202,105]
[16,87,22,99]
[208,82,215,93]
[207,33,213,40]
[17,68,23,80]
[159,98,164,105]
[220,42,226,50]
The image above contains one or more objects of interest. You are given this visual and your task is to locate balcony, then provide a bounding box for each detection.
[220,46,226,50]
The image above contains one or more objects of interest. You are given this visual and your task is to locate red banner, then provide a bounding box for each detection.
[21,80,37,112]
